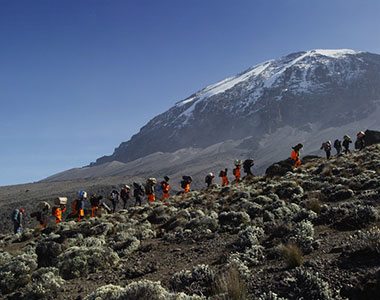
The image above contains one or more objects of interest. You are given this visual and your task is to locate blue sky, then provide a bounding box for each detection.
[1,0,380,186]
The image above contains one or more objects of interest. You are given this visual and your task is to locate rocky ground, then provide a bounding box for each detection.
[0,145,380,299]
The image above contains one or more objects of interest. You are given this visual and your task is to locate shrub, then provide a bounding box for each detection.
[185,216,219,233]
[169,264,215,296]
[112,236,140,257]
[290,268,333,300]
[235,226,264,251]
[353,227,380,254]
[57,246,119,279]
[320,203,379,230]
[24,267,65,299]
[0,251,12,267]
[212,267,247,300]
[226,256,251,281]
[84,281,204,300]
[0,253,37,294]
[258,291,287,300]
[229,245,265,267]
[305,199,322,214]
[122,280,171,299]
[84,284,126,300]
[288,220,314,253]
[218,212,250,232]
[280,244,303,268]
[36,240,63,267]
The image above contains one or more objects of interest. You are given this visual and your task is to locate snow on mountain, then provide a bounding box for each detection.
[175,49,364,125]
[92,49,380,166]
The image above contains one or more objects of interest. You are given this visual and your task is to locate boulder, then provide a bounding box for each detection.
[265,158,294,177]
[364,129,380,146]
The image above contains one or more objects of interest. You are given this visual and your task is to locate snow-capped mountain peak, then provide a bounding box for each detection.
[95,49,380,166]
[174,49,363,124]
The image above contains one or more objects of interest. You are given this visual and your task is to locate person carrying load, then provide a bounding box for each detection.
[77,190,87,222]
[320,141,332,159]
[90,194,103,217]
[219,168,229,186]
[355,131,366,151]
[145,178,157,203]
[160,176,171,201]
[181,176,192,193]
[31,202,51,229]
[133,182,145,206]
[342,135,352,154]
[52,197,67,224]
[120,185,131,209]
[11,208,25,234]
[233,159,242,183]
[205,172,214,187]
[243,159,254,176]
[291,143,303,167]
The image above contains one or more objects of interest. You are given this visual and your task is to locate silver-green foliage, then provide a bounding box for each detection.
[0,253,37,294]
[57,246,119,279]
[170,264,215,296]
[24,267,65,299]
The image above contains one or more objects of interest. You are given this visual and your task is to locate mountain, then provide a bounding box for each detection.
[94,49,380,166]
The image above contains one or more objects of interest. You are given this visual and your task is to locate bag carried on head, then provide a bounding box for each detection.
[234,159,242,166]
[243,159,254,168]
[55,197,67,206]
[147,178,157,185]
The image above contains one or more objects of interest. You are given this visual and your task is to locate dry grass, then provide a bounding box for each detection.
[212,267,248,300]
[281,243,304,268]
[305,199,322,214]
[321,165,333,177]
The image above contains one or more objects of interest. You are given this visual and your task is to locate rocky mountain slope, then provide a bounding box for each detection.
[95,49,380,166]
[1,145,380,299]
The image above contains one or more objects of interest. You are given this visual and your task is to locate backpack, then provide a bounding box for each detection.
[343,135,351,142]
[182,176,192,183]
[243,159,254,168]
[12,209,20,222]
[323,142,331,151]
[78,190,87,199]
[334,139,341,148]
[180,180,187,189]
[138,184,145,195]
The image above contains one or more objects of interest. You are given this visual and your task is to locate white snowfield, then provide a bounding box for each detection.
[175,49,363,123]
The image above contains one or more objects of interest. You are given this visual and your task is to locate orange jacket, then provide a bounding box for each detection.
[233,167,241,180]
[161,182,170,194]
[291,150,299,161]
[148,193,156,202]
[53,206,66,223]
[222,176,229,186]
[184,183,190,193]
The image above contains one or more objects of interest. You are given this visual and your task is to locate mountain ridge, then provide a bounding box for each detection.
[94,48,380,166]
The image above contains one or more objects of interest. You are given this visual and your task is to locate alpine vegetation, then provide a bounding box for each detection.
[1,144,380,299]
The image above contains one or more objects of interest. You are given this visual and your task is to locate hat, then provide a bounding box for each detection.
[292,143,303,150]
[125,184,130,189]
[164,176,170,182]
